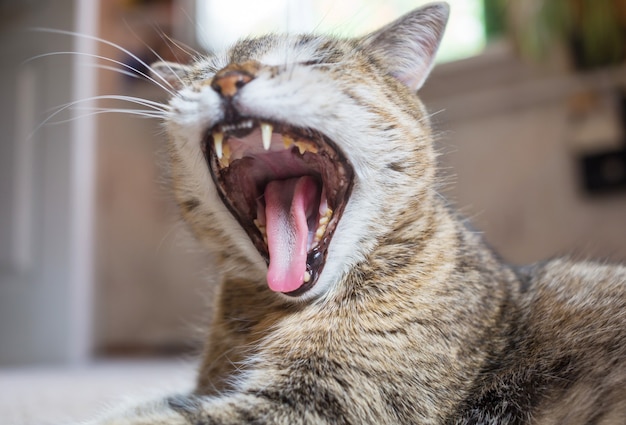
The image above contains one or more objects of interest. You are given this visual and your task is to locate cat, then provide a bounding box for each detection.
[86,2,626,424]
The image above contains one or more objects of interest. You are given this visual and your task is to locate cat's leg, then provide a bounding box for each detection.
[86,355,374,424]
[84,383,355,425]
[80,397,187,425]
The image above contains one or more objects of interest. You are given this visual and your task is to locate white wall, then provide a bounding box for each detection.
[0,0,97,365]
[422,46,626,265]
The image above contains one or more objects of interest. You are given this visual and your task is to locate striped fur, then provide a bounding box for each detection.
[88,3,626,424]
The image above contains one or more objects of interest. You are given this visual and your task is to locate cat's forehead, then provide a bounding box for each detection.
[225,34,347,67]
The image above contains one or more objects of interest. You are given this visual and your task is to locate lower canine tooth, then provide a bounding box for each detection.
[213,131,224,159]
[261,122,273,151]
[303,271,311,283]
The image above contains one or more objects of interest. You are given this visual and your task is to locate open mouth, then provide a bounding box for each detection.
[204,119,354,296]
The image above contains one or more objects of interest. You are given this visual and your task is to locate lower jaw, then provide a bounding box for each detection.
[283,283,314,297]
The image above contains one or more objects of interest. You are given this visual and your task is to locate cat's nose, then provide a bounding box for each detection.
[211,69,254,98]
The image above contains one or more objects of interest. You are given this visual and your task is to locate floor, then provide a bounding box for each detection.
[0,359,197,425]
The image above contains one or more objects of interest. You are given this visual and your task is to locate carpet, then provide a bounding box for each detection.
[0,359,197,425]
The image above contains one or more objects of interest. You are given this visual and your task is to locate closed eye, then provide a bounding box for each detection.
[300,59,324,66]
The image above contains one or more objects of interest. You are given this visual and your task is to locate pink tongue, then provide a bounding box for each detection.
[264,176,318,293]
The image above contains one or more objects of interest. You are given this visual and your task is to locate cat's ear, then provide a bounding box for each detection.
[150,61,192,89]
[361,2,449,91]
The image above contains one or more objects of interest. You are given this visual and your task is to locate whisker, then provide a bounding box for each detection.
[29,28,177,92]
[23,51,175,96]
[147,22,186,64]
[425,108,445,120]
[45,109,169,125]
[63,94,171,111]
[41,94,169,116]
[72,105,170,115]
[155,222,181,257]
[183,6,215,57]
[85,63,144,80]
[311,4,334,34]
[123,19,187,89]
[161,30,203,60]
[31,95,171,139]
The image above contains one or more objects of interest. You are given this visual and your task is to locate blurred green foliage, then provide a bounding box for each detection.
[492,0,626,68]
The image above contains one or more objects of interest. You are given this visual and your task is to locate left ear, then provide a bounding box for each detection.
[360,2,450,91]
[150,61,192,90]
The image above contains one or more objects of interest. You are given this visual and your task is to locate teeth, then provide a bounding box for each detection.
[261,122,273,151]
[294,140,319,155]
[312,208,333,244]
[213,122,322,168]
[220,119,253,133]
[213,131,224,159]
[313,208,333,246]
[218,143,231,168]
[283,134,294,149]
[303,271,311,283]
[283,135,317,154]
[254,219,267,241]
[254,219,266,232]
[315,225,326,241]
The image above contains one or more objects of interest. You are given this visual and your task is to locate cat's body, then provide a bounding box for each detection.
[89,3,626,424]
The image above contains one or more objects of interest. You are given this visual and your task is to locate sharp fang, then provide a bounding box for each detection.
[303,271,311,283]
[213,131,224,159]
[261,122,273,151]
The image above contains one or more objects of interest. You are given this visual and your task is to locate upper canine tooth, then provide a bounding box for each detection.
[213,131,224,159]
[261,122,273,151]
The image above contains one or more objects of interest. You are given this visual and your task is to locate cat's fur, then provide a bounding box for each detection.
[89,3,626,424]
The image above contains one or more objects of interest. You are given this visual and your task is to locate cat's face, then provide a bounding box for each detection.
[153,3,449,300]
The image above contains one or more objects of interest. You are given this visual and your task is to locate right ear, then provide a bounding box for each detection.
[150,61,192,89]
[359,2,449,92]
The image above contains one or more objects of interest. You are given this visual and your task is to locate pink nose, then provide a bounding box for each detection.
[211,70,253,98]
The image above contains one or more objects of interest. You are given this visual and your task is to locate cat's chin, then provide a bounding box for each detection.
[204,118,354,297]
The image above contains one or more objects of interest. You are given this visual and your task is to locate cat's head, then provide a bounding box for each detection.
[152,3,449,301]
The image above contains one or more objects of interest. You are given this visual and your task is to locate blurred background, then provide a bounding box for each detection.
[0,0,625,369]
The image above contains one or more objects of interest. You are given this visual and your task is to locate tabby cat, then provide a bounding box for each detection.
[88,3,626,424]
